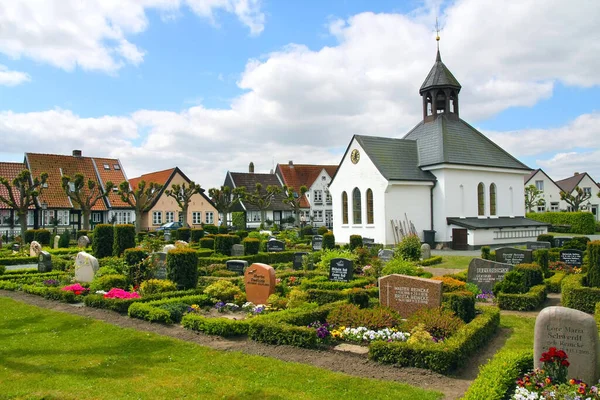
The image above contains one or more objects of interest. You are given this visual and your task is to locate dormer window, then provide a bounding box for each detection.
[113,164,120,170]
[103,164,110,170]
[68,182,75,192]
[112,187,119,192]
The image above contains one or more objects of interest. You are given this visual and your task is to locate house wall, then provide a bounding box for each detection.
[568,174,600,220]
[525,170,563,213]
[305,169,334,228]
[141,172,218,230]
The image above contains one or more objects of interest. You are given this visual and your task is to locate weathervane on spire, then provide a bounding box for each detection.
[435,17,441,50]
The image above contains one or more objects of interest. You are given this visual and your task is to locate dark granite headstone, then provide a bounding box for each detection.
[495,247,533,265]
[37,251,52,273]
[312,235,323,251]
[527,241,551,250]
[231,244,244,257]
[266,239,285,252]
[553,237,571,248]
[378,249,394,263]
[467,258,514,292]
[293,252,308,270]
[363,237,375,248]
[560,249,583,267]
[329,258,353,282]
[12,243,19,252]
[226,260,249,276]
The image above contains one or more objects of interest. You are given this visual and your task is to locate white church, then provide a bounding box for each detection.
[329,47,548,249]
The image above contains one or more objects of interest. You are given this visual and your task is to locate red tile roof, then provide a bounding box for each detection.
[0,161,36,210]
[92,158,130,208]
[129,168,175,189]
[276,164,338,208]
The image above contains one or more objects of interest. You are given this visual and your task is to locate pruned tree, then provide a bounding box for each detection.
[524,184,544,212]
[164,181,202,226]
[62,173,114,230]
[241,183,282,226]
[282,185,308,227]
[208,185,245,226]
[560,186,592,212]
[0,169,48,239]
[118,180,164,233]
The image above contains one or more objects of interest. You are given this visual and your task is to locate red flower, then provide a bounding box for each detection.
[561,360,570,367]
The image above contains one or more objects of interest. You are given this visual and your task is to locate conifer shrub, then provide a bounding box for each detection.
[190,228,204,242]
[113,224,135,256]
[537,234,554,245]
[404,306,464,339]
[123,248,148,266]
[322,232,335,250]
[76,230,90,239]
[243,237,260,255]
[317,226,329,235]
[587,240,600,288]
[349,235,363,250]
[177,227,191,242]
[214,234,235,256]
[93,224,114,258]
[199,237,215,250]
[534,249,550,278]
[34,229,51,245]
[203,225,218,235]
[24,229,35,244]
[167,248,199,290]
[58,230,71,248]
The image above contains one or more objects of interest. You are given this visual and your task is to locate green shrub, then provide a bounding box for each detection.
[203,225,218,235]
[537,234,554,245]
[404,306,464,339]
[0,265,5,275]
[493,270,528,295]
[98,256,127,273]
[395,234,421,261]
[347,288,370,308]
[481,246,491,260]
[526,212,595,234]
[563,236,590,251]
[381,258,419,276]
[89,274,129,292]
[176,227,190,242]
[232,212,246,230]
[203,280,243,302]
[182,314,250,336]
[322,232,335,250]
[93,224,114,258]
[199,237,215,250]
[561,274,600,313]
[443,291,476,323]
[317,248,356,271]
[95,266,120,278]
[515,263,543,288]
[544,271,566,293]
[234,230,248,240]
[327,304,400,330]
[58,230,70,248]
[167,248,199,290]
[24,230,35,244]
[535,249,550,278]
[190,228,204,242]
[349,235,363,250]
[317,226,329,235]
[76,230,89,239]
[34,229,51,245]
[85,288,203,314]
[214,234,235,256]
[587,241,600,287]
[419,256,443,266]
[497,285,546,311]
[243,237,260,255]
[139,279,177,296]
[128,294,212,324]
[112,224,135,256]
[156,302,189,323]
[302,225,314,237]
[0,256,37,266]
[124,248,147,266]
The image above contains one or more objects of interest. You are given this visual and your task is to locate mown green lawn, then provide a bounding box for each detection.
[433,255,472,270]
[0,298,442,400]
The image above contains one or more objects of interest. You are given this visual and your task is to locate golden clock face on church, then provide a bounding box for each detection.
[351,149,360,164]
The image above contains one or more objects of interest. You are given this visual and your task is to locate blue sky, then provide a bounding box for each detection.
[0,0,599,188]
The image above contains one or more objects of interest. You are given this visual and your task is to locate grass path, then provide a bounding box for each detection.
[0,297,442,400]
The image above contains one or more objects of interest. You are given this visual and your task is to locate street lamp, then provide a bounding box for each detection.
[41,201,47,229]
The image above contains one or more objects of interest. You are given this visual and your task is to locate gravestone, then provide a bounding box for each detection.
[244,263,276,304]
[231,244,245,257]
[534,306,599,385]
[293,252,308,270]
[77,235,90,248]
[329,258,353,282]
[37,251,52,273]
[495,247,532,265]
[553,237,571,248]
[227,260,248,276]
[467,258,514,292]
[421,243,431,260]
[266,239,285,252]
[163,244,176,253]
[53,235,60,249]
[379,274,442,318]
[12,243,20,252]
[560,249,584,267]
[150,252,167,279]
[312,235,323,251]
[175,240,188,247]
[363,238,375,249]
[378,249,394,263]
[74,252,99,283]
[526,241,551,250]
[164,231,172,241]
[29,241,42,257]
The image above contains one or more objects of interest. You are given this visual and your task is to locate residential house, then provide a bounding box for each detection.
[0,161,35,235]
[555,172,600,218]
[329,47,548,248]
[224,162,293,229]
[275,161,338,228]
[524,169,563,213]
[128,167,217,230]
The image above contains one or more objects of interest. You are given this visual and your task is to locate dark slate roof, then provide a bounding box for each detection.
[354,135,436,182]
[524,169,539,184]
[419,50,461,94]
[403,115,530,170]
[554,173,599,193]
[447,217,550,229]
[227,172,293,212]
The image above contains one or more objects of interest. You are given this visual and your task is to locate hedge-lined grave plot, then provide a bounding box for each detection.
[244,263,276,304]
[329,258,352,282]
[378,274,442,318]
[559,249,583,267]
[467,258,513,292]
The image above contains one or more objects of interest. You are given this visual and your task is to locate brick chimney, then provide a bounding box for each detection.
[249,162,254,174]
[289,160,294,167]
[574,172,579,176]
[72,150,82,157]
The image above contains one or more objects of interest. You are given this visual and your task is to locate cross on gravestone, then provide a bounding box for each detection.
[244,263,276,304]
[312,235,323,251]
[329,258,353,282]
[526,241,551,250]
[535,306,599,385]
[37,251,52,273]
[378,249,394,263]
[226,260,249,276]
[231,244,245,257]
[467,258,514,292]
[378,274,442,318]
[293,252,308,270]
[495,247,533,265]
[266,239,285,252]
[553,237,571,248]
[560,249,583,267]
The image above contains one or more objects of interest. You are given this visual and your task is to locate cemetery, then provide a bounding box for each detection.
[1,220,600,399]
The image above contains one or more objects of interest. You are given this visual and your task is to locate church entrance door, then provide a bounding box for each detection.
[452,228,468,250]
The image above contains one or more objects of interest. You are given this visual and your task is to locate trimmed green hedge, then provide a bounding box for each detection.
[20,284,83,303]
[214,234,235,256]
[84,289,204,314]
[113,224,135,256]
[300,277,375,291]
[419,256,443,266]
[595,302,600,329]
[199,237,215,250]
[587,240,600,287]
[526,212,595,234]
[369,306,500,374]
[197,251,296,267]
[190,228,204,242]
[0,271,69,282]
[34,229,51,245]
[128,294,212,324]
[0,256,37,266]
[167,248,199,290]
[497,284,547,311]
[242,237,260,255]
[93,224,114,258]
[544,271,566,293]
[349,235,363,250]
[322,232,335,250]
[177,227,191,242]
[442,291,475,323]
[561,274,600,313]
[195,248,214,258]
[182,314,251,336]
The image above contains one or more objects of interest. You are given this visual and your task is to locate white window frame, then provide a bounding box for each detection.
[550,202,559,212]
[247,211,260,222]
[535,180,544,191]
[57,210,70,226]
[205,211,214,224]
[584,187,592,196]
[153,211,163,225]
[0,210,11,226]
[92,213,102,223]
[537,204,546,212]
[165,211,174,223]
[192,212,202,225]
[313,210,323,221]
[313,190,323,204]
[325,191,332,205]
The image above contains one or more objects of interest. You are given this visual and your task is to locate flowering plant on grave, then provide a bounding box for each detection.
[43,279,60,287]
[61,283,89,296]
[103,288,140,299]
[540,347,570,384]
[331,326,410,344]
[307,321,331,342]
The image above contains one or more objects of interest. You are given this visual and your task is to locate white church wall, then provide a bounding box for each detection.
[384,183,432,245]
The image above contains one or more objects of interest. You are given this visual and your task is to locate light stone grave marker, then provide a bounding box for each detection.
[378,249,394,263]
[163,244,176,253]
[231,244,244,257]
[29,241,42,257]
[421,243,431,260]
[77,235,90,248]
[74,252,99,283]
[467,258,514,292]
[244,263,276,304]
[53,235,60,249]
[378,274,442,318]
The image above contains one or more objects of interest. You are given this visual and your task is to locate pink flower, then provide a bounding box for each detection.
[61,284,89,294]
[103,288,140,299]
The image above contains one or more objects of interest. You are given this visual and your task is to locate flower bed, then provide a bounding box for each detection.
[331,326,410,343]
[127,294,213,324]
[20,284,86,303]
[84,288,205,313]
[497,285,547,311]
[181,302,270,337]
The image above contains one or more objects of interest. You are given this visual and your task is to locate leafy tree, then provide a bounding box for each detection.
[0,169,48,238]
[61,173,114,230]
[241,183,282,226]
[282,185,308,227]
[560,186,591,212]
[208,185,245,226]
[118,180,163,233]
[524,184,544,212]
[165,181,202,226]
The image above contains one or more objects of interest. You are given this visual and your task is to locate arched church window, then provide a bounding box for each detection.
[353,188,362,224]
[342,192,348,224]
[489,183,497,216]
[366,189,374,224]
[477,183,485,216]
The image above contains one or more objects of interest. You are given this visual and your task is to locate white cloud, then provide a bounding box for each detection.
[537,151,600,183]
[0,65,30,86]
[0,0,265,73]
